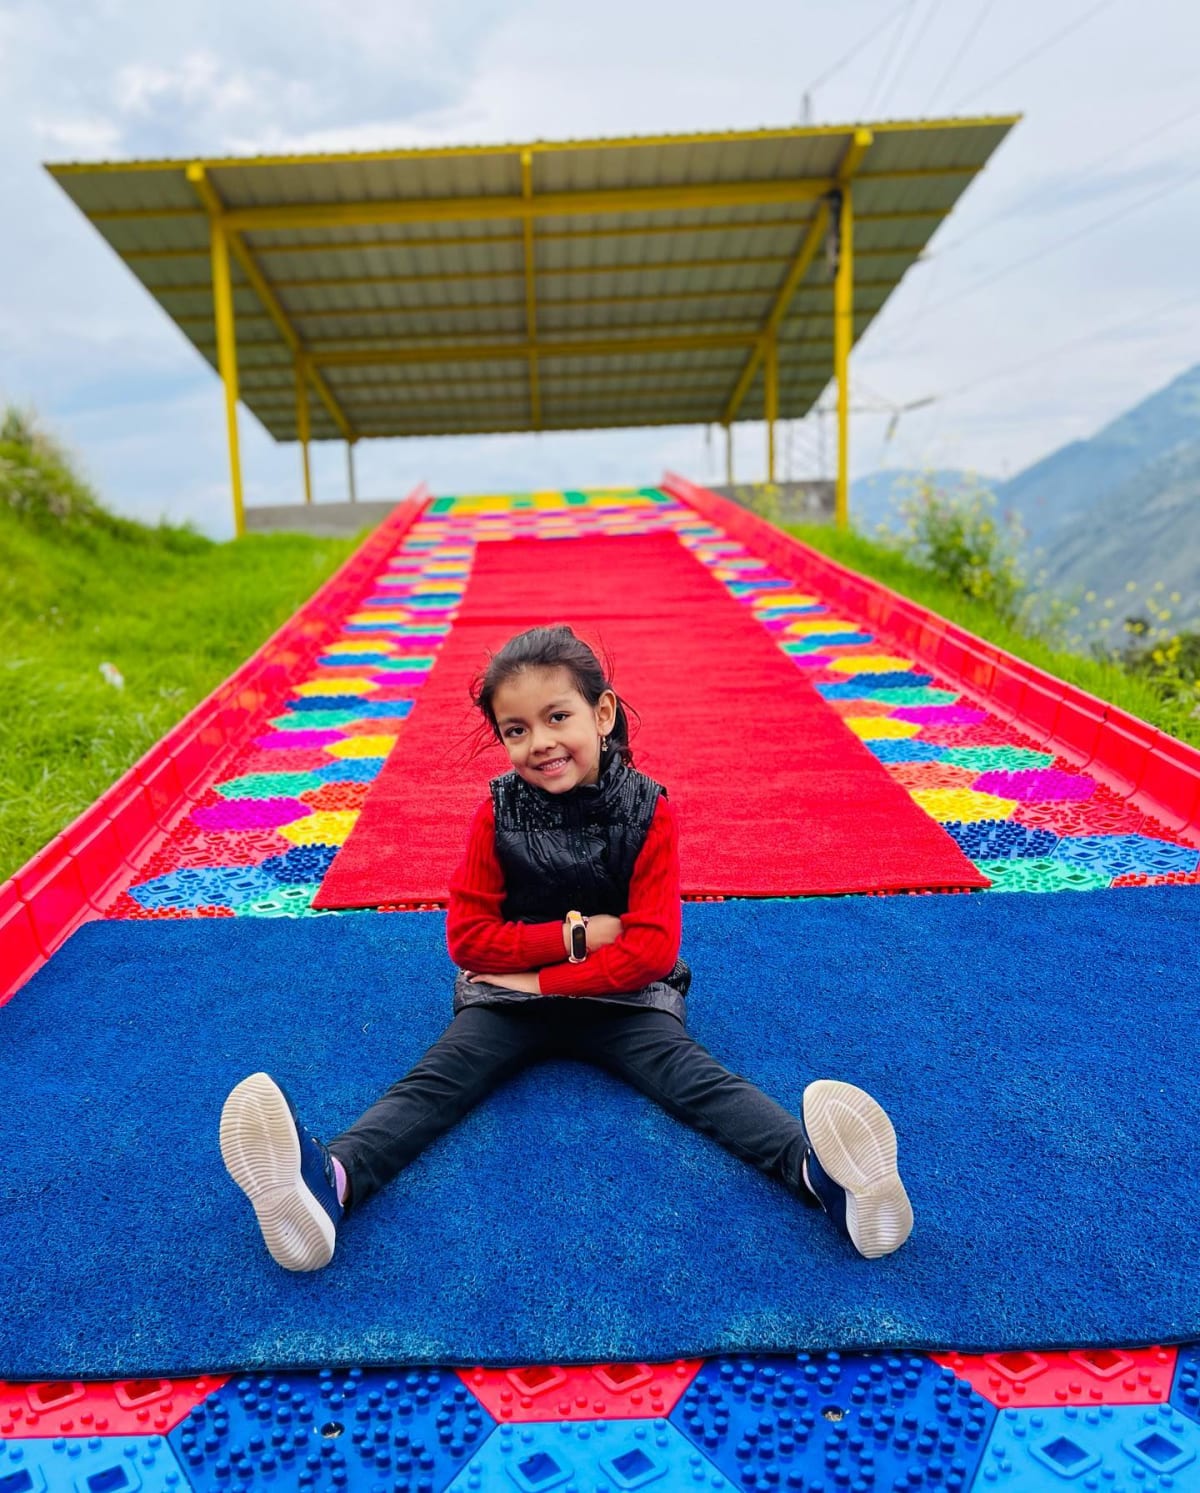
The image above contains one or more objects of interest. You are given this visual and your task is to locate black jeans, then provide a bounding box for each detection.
[329,998,817,1215]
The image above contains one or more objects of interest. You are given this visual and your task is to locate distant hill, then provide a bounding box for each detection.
[997,363,1200,553]
[1043,437,1200,627]
[848,362,1200,629]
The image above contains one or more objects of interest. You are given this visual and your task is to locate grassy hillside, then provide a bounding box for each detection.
[0,419,358,880]
[786,521,1200,750]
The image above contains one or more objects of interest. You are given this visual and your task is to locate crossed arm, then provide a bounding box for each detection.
[445,796,683,996]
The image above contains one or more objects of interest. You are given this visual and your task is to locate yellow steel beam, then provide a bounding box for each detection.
[520,150,541,429]
[207,214,245,539]
[765,337,779,482]
[314,330,756,368]
[206,321,874,372]
[834,201,855,530]
[348,413,813,438]
[186,163,355,445]
[300,313,764,351]
[295,357,313,504]
[250,368,834,410]
[260,390,749,417]
[245,347,849,396]
[720,205,829,424]
[89,166,976,228]
[828,133,873,530]
[220,177,836,234]
[50,116,1020,176]
[224,233,355,443]
[174,278,896,328]
[122,213,942,264]
[233,338,865,386]
[154,257,908,298]
[722,127,873,429]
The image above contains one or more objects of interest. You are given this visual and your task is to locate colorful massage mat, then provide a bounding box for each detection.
[5,487,1200,1493]
[6,889,1200,1376]
[315,531,986,904]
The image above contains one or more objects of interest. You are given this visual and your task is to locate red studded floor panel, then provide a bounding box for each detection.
[315,531,988,905]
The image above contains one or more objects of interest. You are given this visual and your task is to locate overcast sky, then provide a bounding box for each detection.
[2,0,1198,538]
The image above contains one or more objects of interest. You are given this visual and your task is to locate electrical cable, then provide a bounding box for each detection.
[875,0,946,117]
[862,0,923,118]
[949,0,1119,111]
[925,0,1000,111]
[862,154,1200,361]
[932,98,1200,260]
[927,286,1200,406]
[803,0,914,98]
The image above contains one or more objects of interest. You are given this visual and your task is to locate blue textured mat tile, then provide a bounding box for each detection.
[2,888,1200,1378]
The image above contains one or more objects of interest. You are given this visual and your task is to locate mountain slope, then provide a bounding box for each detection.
[1042,438,1200,625]
[996,362,1200,550]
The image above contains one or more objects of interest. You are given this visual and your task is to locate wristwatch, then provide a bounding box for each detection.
[566,909,588,963]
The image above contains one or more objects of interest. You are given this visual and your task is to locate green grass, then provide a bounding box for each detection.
[785,522,1200,750]
[0,451,359,879]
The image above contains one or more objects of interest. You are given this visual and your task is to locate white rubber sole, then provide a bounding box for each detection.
[802,1079,914,1259]
[219,1072,336,1272]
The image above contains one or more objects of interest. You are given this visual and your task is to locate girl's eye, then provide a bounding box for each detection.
[551,712,570,722]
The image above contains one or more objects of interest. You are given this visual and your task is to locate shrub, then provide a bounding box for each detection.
[894,473,1026,622]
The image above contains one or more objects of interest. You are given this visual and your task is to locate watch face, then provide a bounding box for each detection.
[571,922,587,960]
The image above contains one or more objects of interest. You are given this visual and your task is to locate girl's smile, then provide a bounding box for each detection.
[492,665,616,794]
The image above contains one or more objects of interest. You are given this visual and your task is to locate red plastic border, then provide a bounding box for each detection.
[662,472,1200,847]
[0,486,431,1003]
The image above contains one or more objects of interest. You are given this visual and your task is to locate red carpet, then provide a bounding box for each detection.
[314,533,988,904]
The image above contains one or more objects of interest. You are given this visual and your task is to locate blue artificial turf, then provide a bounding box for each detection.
[2,888,1199,1377]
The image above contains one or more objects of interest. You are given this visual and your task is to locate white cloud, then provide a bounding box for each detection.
[3,0,1200,531]
[30,114,123,159]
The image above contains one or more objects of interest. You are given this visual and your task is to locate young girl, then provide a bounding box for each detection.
[220,624,913,1271]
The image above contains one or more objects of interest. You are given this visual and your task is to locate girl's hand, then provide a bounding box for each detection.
[464,970,542,994]
[585,914,623,951]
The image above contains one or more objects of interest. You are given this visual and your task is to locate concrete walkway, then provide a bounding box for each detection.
[244,500,399,536]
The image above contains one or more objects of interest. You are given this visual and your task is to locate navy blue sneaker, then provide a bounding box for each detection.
[799,1079,913,1259]
[219,1072,343,1271]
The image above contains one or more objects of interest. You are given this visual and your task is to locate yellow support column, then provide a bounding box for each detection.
[833,186,854,530]
[347,440,358,504]
[520,150,541,429]
[294,358,313,505]
[765,336,779,484]
[208,215,246,538]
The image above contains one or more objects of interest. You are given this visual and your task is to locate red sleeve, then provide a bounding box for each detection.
[537,796,682,997]
[445,800,568,971]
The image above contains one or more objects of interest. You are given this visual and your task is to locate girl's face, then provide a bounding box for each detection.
[492,666,617,793]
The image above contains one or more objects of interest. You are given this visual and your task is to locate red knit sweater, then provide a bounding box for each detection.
[446,795,682,996]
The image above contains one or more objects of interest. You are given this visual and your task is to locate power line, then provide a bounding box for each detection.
[862,0,923,118]
[949,0,1120,111]
[930,287,1200,406]
[862,153,1200,360]
[933,98,1200,260]
[803,0,914,98]
[925,0,999,111]
[875,0,946,117]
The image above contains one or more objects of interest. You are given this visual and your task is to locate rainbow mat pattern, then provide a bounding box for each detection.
[5,487,1200,1493]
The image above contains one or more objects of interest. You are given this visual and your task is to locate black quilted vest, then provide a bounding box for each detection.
[490,750,664,922]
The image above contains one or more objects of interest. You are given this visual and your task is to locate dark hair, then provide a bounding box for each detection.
[468,624,638,765]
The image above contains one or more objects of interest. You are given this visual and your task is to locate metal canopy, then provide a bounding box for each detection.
[46,117,1017,531]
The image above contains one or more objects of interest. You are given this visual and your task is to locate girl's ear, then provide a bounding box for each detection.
[597,688,618,732]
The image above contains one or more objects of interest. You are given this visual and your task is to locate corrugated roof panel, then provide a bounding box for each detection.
[45,116,1016,442]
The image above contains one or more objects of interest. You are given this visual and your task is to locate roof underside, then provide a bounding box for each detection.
[47,119,1016,444]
